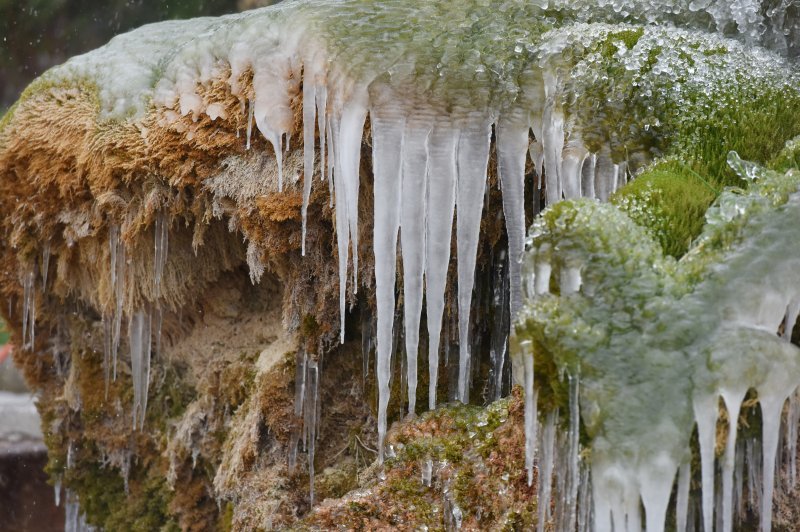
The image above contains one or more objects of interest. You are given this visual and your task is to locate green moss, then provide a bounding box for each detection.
[611,161,717,257]
[598,28,644,59]
[768,135,800,173]
[67,446,179,531]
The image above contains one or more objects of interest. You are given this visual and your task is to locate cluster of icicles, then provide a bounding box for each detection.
[288,65,628,465]
[520,377,800,532]
[21,211,170,431]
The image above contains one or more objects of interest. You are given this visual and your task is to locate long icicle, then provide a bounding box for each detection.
[372,111,404,462]
[424,125,456,411]
[496,117,530,319]
[301,67,317,257]
[400,120,428,417]
[455,118,491,404]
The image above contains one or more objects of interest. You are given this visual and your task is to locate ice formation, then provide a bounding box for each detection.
[513,158,800,531]
[12,0,800,524]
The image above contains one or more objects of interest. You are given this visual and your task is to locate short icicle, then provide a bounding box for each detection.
[129,310,152,430]
[455,119,491,404]
[542,71,565,205]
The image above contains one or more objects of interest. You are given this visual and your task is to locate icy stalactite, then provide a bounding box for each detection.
[301,75,316,257]
[421,459,433,487]
[245,99,254,151]
[676,461,691,532]
[424,126,456,410]
[54,476,62,507]
[372,111,403,460]
[581,153,597,200]
[520,338,537,487]
[537,410,558,532]
[720,387,746,532]
[456,121,491,404]
[21,269,35,350]
[154,210,169,299]
[398,119,426,417]
[542,72,565,206]
[497,118,531,319]
[787,389,800,487]
[129,310,152,430]
[694,393,719,532]
[109,225,126,382]
[304,360,319,505]
[488,249,510,403]
[42,241,51,290]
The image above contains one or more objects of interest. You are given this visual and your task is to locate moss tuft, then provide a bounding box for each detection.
[611,161,716,257]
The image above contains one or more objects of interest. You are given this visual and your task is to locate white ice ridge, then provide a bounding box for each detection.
[35,0,798,459]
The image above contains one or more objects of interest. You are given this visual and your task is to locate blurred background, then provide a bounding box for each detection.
[0,0,278,112]
[0,2,275,529]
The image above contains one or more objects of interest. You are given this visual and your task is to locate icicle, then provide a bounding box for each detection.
[360,305,375,390]
[521,338,537,487]
[421,459,433,487]
[694,392,719,532]
[42,241,51,290]
[676,461,691,532]
[372,111,404,461]
[639,451,678,532]
[561,266,582,295]
[489,249,510,402]
[305,360,319,506]
[154,210,169,299]
[534,256,552,295]
[326,120,334,208]
[561,143,586,200]
[782,300,800,341]
[54,476,62,507]
[110,225,126,382]
[424,125,456,411]
[577,466,592,532]
[245,98,254,150]
[317,85,327,183]
[537,410,558,532]
[720,387,747,532]
[129,310,152,430]
[456,120,491,404]
[758,373,796,532]
[787,388,800,487]
[734,438,745,522]
[22,269,35,349]
[397,119,427,417]
[339,89,368,290]
[301,70,317,257]
[563,374,581,532]
[595,150,616,202]
[496,118,529,319]
[582,153,597,199]
[542,71,565,205]
[331,89,368,342]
